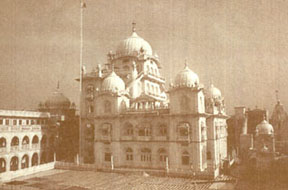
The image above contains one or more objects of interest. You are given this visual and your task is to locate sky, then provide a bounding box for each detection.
[0,0,288,115]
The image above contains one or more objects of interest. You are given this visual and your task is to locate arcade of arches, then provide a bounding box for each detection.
[0,134,56,173]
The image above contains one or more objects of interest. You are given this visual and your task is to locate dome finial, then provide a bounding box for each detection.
[263,113,266,121]
[132,21,136,32]
[275,90,280,103]
[111,63,115,72]
[184,59,188,68]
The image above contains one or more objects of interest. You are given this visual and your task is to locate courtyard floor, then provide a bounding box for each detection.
[0,169,235,190]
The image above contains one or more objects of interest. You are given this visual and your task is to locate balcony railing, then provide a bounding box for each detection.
[0,125,49,132]
[22,144,30,150]
[11,146,19,152]
[32,144,40,149]
[0,147,6,153]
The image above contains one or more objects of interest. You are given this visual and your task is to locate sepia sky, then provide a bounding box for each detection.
[0,0,288,115]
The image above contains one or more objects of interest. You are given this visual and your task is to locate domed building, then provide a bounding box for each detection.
[205,83,225,114]
[44,90,71,110]
[39,83,78,162]
[79,24,228,178]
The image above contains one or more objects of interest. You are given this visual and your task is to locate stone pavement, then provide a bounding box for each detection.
[0,169,235,190]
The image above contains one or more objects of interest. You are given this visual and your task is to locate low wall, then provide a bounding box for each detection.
[55,161,217,180]
[0,162,55,182]
[55,161,97,171]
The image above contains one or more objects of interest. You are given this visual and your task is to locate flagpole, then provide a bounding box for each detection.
[79,0,85,164]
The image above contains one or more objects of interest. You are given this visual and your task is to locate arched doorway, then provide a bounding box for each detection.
[22,136,29,150]
[21,154,29,169]
[0,158,6,173]
[32,135,39,149]
[32,153,38,166]
[11,136,19,151]
[10,156,19,171]
[0,137,6,148]
[32,135,39,144]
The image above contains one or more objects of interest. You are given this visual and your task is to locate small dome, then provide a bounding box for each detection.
[45,90,71,109]
[174,64,199,87]
[101,71,125,92]
[207,84,222,99]
[116,32,152,56]
[256,120,274,135]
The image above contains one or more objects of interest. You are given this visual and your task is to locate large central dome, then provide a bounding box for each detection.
[116,31,152,57]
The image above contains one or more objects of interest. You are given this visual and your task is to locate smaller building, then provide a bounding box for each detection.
[0,110,56,174]
[38,84,79,162]
[227,107,269,158]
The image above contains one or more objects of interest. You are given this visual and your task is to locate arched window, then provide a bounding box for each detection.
[32,153,38,166]
[159,124,167,136]
[86,124,95,142]
[141,148,151,162]
[11,136,19,146]
[22,136,29,145]
[201,126,206,141]
[178,122,190,137]
[101,123,112,136]
[124,122,133,136]
[138,123,151,136]
[104,101,111,113]
[21,154,29,169]
[158,148,167,162]
[0,138,6,148]
[10,156,19,171]
[182,151,189,165]
[126,148,133,161]
[32,135,39,144]
[88,105,94,113]
[0,158,6,173]
[120,100,126,111]
[104,152,111,162]
[146,83,149,92]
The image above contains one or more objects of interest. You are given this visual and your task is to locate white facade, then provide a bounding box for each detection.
[0,110,56,173]
[80,25,228,178]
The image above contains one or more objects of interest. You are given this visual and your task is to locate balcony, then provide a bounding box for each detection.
[10,146,19,152]
[32,144,40,149]
[0,125,46,132]
[22,144,30,150]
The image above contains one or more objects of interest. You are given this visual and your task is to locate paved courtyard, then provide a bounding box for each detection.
[0,169,229,190]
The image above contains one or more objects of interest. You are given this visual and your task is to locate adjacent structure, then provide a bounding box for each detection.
[0,110,55,174]
[79,25,228,178]
[0,84,78,180]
